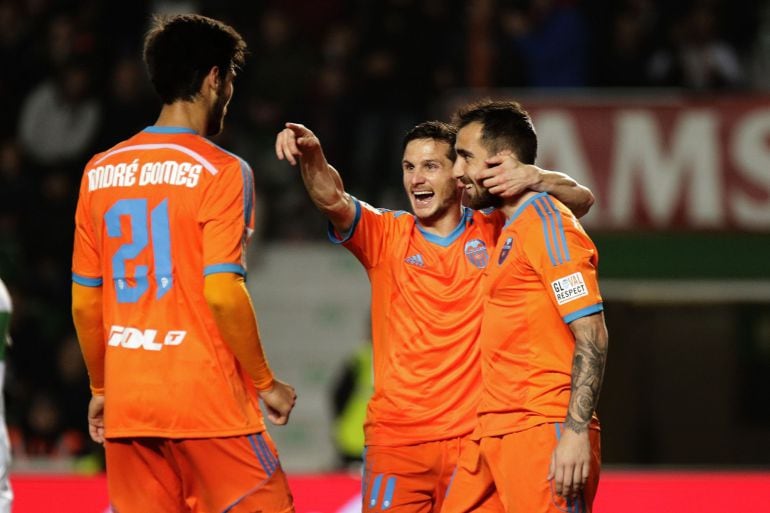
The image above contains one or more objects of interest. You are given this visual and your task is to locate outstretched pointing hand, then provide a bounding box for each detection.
[275,122,323,166]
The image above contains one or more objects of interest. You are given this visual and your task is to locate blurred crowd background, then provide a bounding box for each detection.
[1,0,769,472]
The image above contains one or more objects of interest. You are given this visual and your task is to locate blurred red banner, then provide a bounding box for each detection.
[10,470,770,512]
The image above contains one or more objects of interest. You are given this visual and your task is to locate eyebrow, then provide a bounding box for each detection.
[456,148,472,158]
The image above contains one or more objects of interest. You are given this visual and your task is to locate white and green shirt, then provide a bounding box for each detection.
[0,279,10,362]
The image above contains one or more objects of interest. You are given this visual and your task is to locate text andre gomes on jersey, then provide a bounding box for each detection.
[87,159,202,191]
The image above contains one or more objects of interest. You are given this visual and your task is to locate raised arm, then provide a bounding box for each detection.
[480,154,595,217]
[276,123,356,234]
[548,311,609,499]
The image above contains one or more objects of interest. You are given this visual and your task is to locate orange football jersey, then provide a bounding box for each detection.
[477,192,603,438]
[331,199,505,446]
[72,126,263,438]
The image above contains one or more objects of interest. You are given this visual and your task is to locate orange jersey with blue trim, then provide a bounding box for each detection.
[72,126,263,438]
[331,198,506,446]
[477,192,602,438]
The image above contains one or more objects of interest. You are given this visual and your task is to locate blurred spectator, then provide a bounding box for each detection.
[96,56,157,150]
[648,2,744,90]
[498,0,589,88]
[593,0,659,87]
[749,1,770,89]
[0,141,25,278]
[331,342,372,471]
[17,57,101,167]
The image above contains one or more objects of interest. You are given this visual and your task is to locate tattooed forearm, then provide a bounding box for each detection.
[565,313,609,434]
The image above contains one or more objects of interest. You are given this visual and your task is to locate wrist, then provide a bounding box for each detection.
[255,375,275,393]
[530,169,546,193]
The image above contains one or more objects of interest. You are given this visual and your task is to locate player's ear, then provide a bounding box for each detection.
[203,66,221,94]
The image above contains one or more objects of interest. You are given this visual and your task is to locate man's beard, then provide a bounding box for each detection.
[205,84,229,136]
[463,183,503,210]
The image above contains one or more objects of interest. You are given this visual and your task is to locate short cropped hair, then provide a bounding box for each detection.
[402,121,458,161]
[143,14,247,104]
[453,100,537,164]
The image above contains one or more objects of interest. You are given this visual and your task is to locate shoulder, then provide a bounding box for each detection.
[357,199,413,223]
[470,207,505,226]
[189,137,251,175]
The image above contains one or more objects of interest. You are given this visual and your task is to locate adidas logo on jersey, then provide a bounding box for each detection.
[405,254,425,267]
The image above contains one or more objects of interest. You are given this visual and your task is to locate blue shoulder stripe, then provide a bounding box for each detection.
[544,196,571,262]
[535,197,565,265]
[532,201,558,266]
[237,158,254,229]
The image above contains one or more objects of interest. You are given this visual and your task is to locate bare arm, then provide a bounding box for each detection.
[548,311,609,498]
[565,312,608,433]
[276,123,356,234]
[480,154,595,217]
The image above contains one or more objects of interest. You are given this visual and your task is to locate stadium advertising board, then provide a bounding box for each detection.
[450,95,770,232]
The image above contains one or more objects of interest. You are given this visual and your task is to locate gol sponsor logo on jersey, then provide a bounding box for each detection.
[108,325,187,351]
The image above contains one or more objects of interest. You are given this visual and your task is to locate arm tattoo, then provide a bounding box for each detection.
[565,316,608,434]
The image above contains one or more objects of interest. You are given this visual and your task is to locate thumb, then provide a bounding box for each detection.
[547,452,556,481]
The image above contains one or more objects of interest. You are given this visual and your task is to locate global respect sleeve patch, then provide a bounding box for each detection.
[551,272,588,305]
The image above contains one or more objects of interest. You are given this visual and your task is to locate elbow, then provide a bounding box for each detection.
[71,285,102,325]
[203,275,241,317]
[203,286,230,317]
[574,188,596,219]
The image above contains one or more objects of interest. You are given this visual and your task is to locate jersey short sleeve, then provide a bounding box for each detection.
[328,197,391,269]
[522,195,603,324]
[72,170,103,287]
[198,158,255,276]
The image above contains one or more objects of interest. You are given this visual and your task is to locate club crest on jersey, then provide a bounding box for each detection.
[498,237,514,265]
[464,239,489,269]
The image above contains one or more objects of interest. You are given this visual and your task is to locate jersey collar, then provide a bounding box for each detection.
[142,126,198,134]
[416,207,471,247]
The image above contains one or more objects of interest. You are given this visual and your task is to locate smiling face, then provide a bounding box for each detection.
[402,138,461,225]
[453,121,503,210]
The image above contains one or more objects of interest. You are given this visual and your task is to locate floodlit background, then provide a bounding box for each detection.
[1,0,769,509]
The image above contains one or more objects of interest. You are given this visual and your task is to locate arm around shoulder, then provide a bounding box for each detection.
[535,170,595,218]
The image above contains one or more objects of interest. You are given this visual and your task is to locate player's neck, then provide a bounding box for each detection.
[500,190,539,221]
[418,205,463,238]
[153,101,208,135]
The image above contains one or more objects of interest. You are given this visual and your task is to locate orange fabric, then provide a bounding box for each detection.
[362,436,503,513]
[105,431,294,513]
[71,283,106,394]
[332,199,505,446]
[72,128,264,438]
[203,273,274,391]
[443,424,600,513]
[477,193,603,438]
